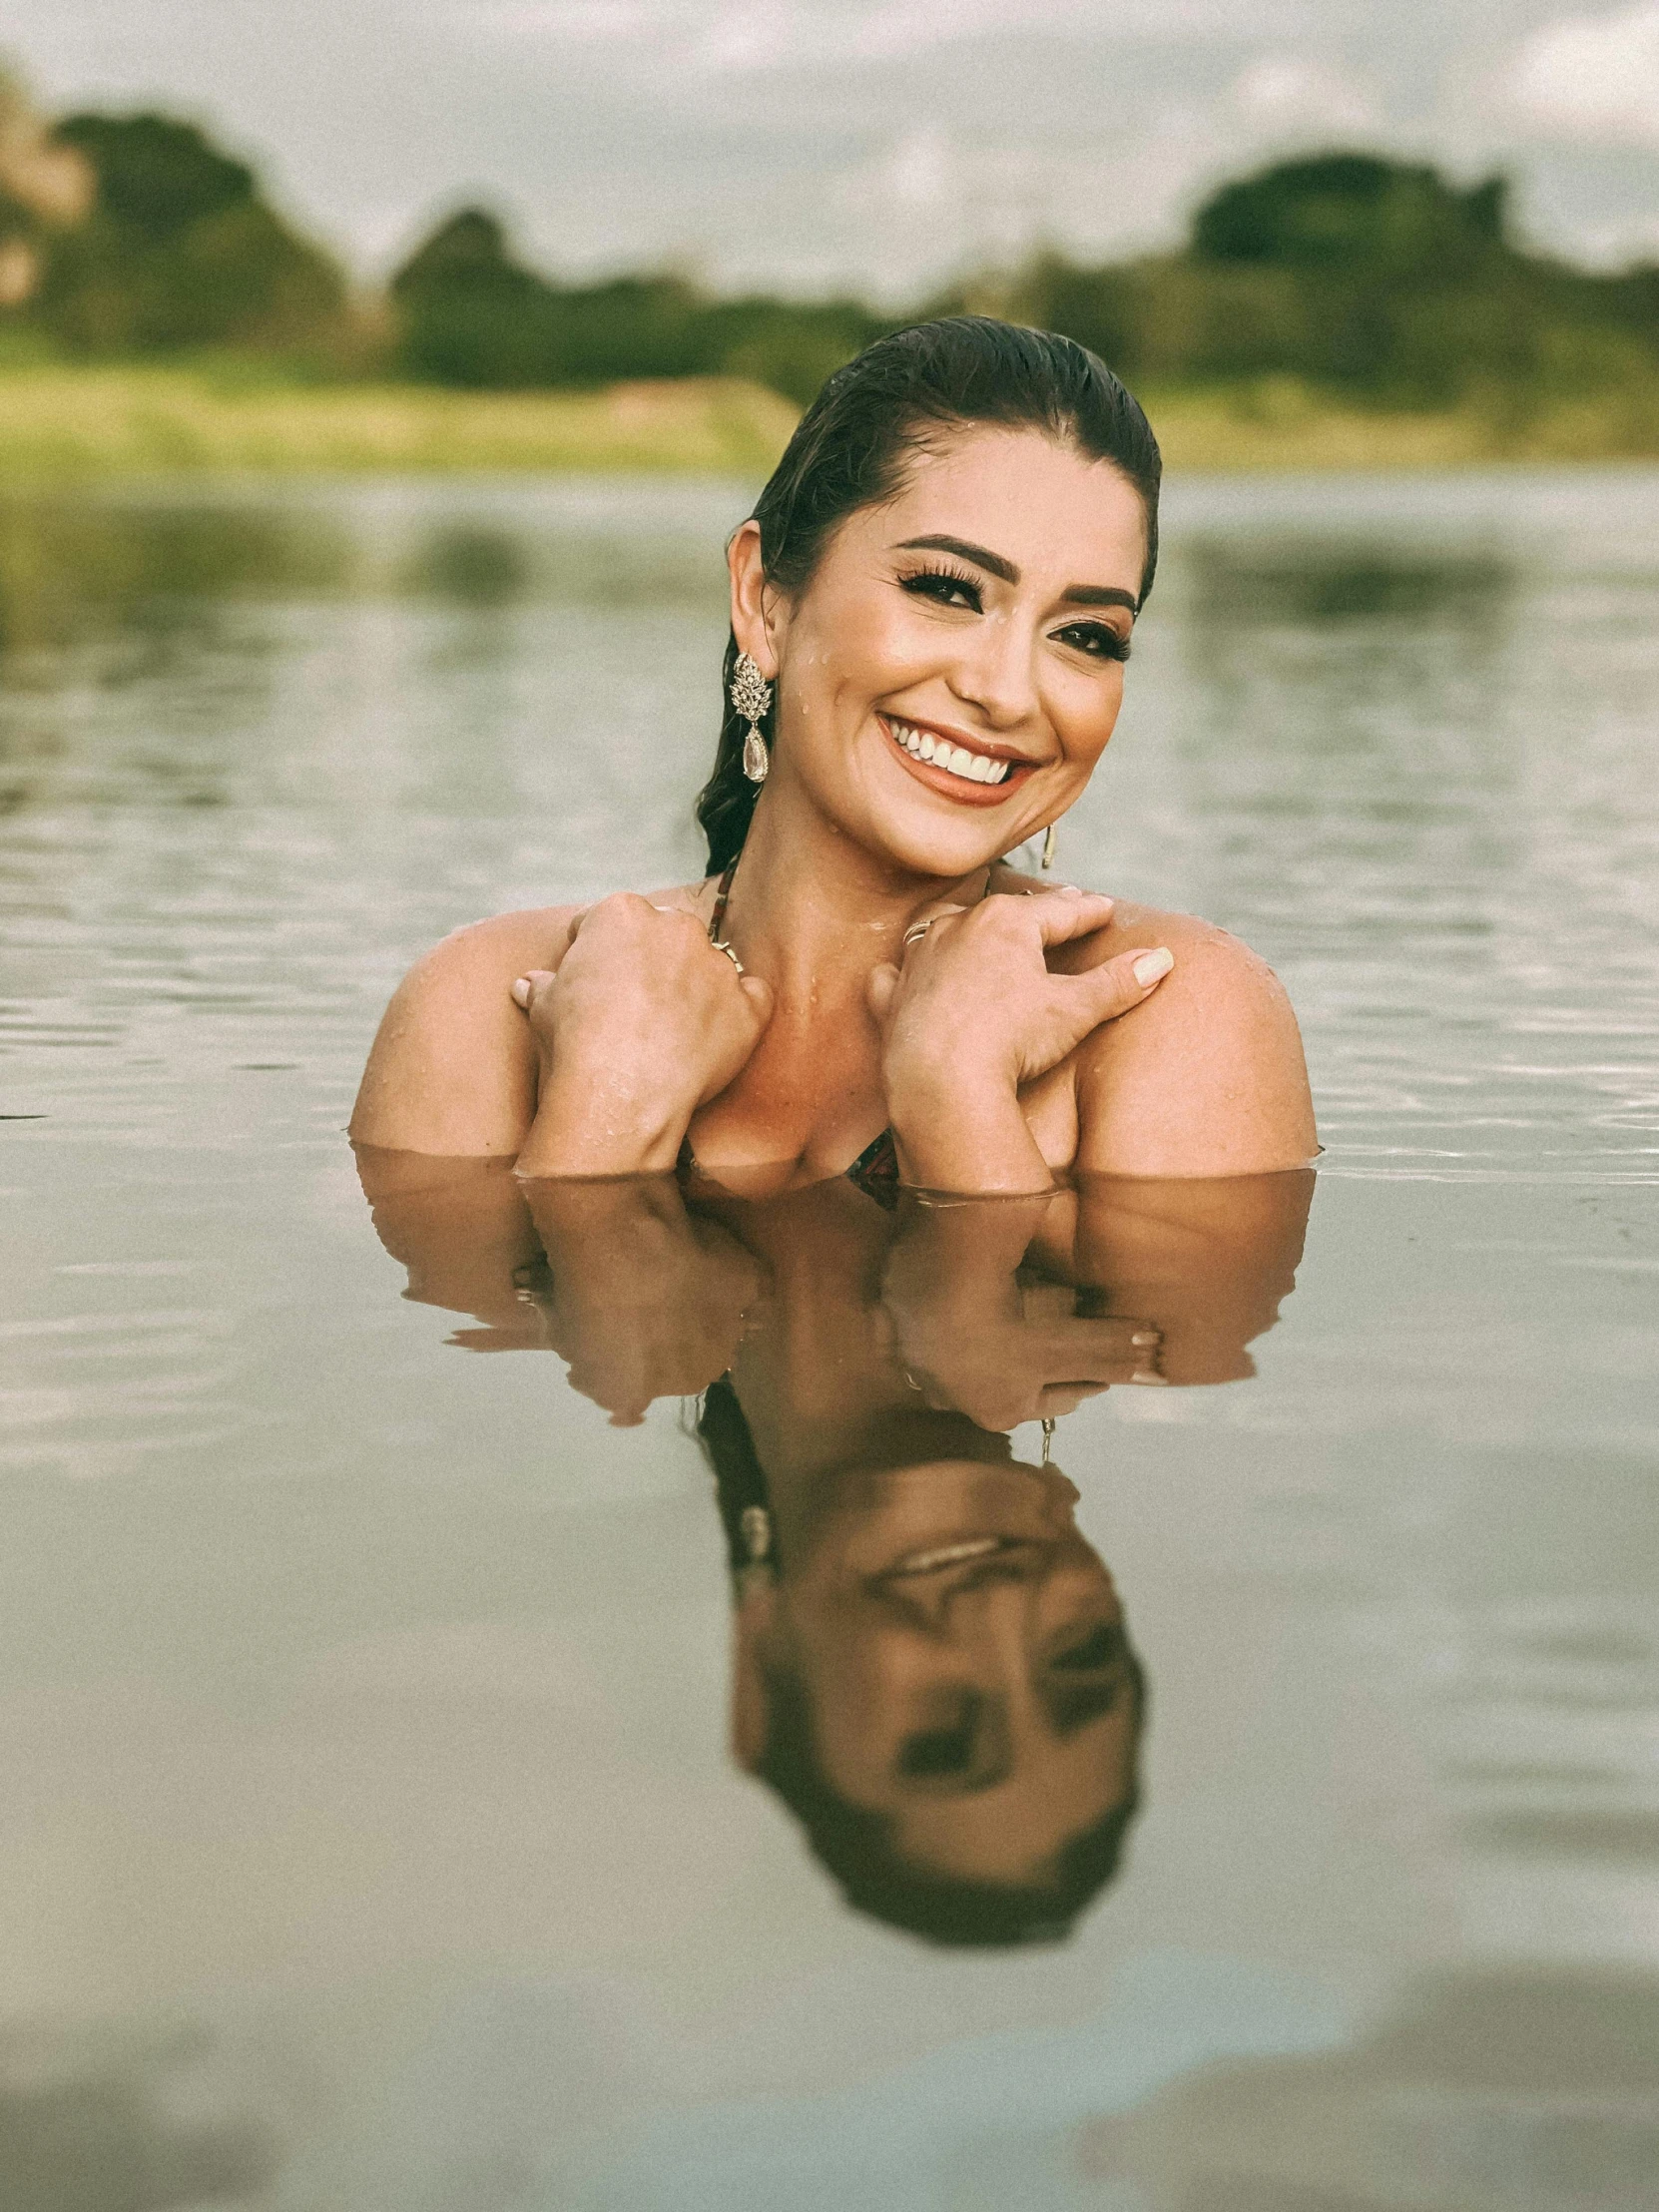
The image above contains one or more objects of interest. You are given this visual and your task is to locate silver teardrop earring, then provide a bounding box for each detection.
[1041,823,1058,870]
[732,653,773,784]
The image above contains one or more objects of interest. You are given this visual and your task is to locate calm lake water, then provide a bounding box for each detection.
[2,467,1658,2210]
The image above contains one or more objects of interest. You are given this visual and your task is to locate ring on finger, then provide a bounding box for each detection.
[902,918,936,949]
[712,938,745,976]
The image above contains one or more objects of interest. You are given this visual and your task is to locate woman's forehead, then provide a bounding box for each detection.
[872,429,1147,569]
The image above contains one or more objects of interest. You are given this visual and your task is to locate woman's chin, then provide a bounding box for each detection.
[858,816,1019,883]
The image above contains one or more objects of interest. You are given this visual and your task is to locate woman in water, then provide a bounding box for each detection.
[351,315,1315,1194]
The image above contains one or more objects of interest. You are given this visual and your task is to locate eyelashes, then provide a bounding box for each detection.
[898,561,984,611]
[1056,620,1131,664]
[896,566,1131,662]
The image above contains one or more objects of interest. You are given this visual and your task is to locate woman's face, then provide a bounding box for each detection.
[745,1458,1141,1887]
[742,426,1149,881]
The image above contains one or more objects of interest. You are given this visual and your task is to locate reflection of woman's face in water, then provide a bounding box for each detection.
[728,1437,1143,1944]
[357,1157,1311,1944]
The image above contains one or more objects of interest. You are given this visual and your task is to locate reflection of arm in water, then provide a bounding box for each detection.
[1056,1169,1315,1384]
[881,1169,1315,1411]
[352,1145,547,1351]
[352,1147,765,1415]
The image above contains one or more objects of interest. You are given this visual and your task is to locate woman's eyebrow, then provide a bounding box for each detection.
[896,534,1137,613]
[895,533,1018,583]
[1060,584,1138,613]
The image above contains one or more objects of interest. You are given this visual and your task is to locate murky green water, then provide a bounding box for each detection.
[2,469,1657,2210]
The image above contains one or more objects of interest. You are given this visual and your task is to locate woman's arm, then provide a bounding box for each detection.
[351,889,773,1174]
[348,906,581,1157]
[1065,912,1317,1178]
[870,887,1314,1189]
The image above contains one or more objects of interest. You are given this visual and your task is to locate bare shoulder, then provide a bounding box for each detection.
[1055,892,1318,1177]
[348,883,707,1156]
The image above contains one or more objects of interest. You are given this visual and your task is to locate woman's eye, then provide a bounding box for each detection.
[899,568,982,612]
[1053,621,1131,662]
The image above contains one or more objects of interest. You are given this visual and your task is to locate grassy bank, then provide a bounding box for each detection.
[0,365,802,478]
[0,362,1655,478]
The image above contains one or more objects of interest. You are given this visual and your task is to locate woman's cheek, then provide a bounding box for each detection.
[1053,677,1124,769]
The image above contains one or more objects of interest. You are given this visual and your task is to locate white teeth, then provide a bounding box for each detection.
[890,1536,1008,1576]
[888,719,1010,787]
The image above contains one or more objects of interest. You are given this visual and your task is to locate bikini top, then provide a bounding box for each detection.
[683,862,900,1206]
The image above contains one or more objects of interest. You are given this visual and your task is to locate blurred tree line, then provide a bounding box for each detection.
[994,155,1659,415]
[0,66,1655,419]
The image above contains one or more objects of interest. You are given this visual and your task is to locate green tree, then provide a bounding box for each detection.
[33,112,344,353]
[391,207,886,397]
[391,208,565,385]
[1192,153,1508,278]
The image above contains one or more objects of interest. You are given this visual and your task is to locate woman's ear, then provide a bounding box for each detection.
[727,520,779,679]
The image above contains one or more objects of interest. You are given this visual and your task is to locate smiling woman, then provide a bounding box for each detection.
[349,316,1317,1191]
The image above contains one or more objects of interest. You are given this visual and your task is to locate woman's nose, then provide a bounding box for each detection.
[948,612,1038,730]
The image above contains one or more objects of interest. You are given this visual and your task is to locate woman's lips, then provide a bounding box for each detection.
[877,713,1039,809]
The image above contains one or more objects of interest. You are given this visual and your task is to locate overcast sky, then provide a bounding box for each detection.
[0,0,1656,297]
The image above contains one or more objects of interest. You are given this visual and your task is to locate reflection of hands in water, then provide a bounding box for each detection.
[512,894,773,1178]
[518,1176,767,1424]
[878,1193,1161,1430]
[353,1148,766,1420]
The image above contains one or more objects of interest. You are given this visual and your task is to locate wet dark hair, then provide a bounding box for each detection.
[696,314,1163,876]
[755,1659,1143,1949]
[699,1378,1146,1947]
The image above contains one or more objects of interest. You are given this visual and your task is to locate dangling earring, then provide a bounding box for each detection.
[740,1503,773,1565]
[1040,1416,1056,1466]
[1041,823,1057,870]
[731,653,773,784]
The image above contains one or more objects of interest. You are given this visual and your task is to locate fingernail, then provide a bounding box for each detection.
[511,976,531,1007]
[1133,947,1174,987]
[1057,883,1083,894]
[1129,1369,1170,1385]
[1131,1330,1159,1347]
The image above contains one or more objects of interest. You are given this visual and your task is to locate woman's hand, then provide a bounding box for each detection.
[879,1193,1161,1430]
[511,893,773,1177]
[868,886,1174,1192]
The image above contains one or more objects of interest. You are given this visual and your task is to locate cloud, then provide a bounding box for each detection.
[1229,54,1380,140]
[460,0,1305,72]
[462,1,675,38]
[1500,1,1659,147]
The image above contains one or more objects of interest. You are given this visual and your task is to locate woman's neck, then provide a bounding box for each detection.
[719,773,990,1010]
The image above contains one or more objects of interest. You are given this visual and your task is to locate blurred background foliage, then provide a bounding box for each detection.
[0,65,1655,451]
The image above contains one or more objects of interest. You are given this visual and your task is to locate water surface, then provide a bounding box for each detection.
[2,468,1657,2210]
